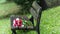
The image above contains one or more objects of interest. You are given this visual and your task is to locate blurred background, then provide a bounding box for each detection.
[0,0,60,34]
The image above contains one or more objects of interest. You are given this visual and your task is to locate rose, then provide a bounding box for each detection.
[13,18,23,27]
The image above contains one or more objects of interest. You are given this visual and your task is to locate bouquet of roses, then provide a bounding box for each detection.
[13,18,33,28]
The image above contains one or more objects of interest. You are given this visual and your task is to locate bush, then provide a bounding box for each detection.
[13,0,35,13]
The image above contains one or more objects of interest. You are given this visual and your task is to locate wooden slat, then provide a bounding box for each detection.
[11,26,35,30]
[32,1,42,15]
[30,7,38,19]
[30,1,42,19]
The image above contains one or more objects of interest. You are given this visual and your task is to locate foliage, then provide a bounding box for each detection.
[45,0,60,7]
[13,0,35,12]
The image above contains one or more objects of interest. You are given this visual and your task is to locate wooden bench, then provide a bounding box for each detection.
[10,1,42,34]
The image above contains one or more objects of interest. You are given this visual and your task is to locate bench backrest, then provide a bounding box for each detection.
[30,1,42,20]
[30,1,42,27]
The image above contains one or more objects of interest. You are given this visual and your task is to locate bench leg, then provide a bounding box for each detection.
[36,23,40,34]
[36,27,40,34]
[11,29,16,34]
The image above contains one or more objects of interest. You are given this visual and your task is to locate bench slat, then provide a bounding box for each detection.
[30,7,38,19]
[32,1,42,13]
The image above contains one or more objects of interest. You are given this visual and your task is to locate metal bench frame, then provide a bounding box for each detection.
[10,1,42,34]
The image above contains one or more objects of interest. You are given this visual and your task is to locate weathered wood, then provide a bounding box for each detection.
[32,1,42,13]
[30,1,42,19]
[30,7,37,19]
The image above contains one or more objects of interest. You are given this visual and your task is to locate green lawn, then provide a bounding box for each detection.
[0,18,11,34]
[40,6,60,34]
[0,2,20,17]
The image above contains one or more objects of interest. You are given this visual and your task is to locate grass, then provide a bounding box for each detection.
[0,2,20,17]
[40,6,60,34]
[0,18,11,34]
